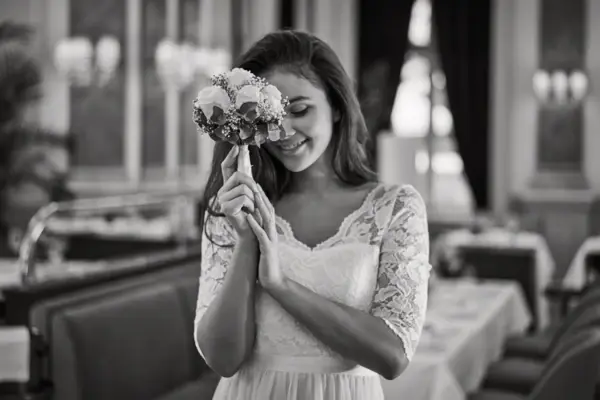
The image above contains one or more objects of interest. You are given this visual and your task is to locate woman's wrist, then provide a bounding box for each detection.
[262,274,289,293]
[237,232,258,249]
[228,235,259,283]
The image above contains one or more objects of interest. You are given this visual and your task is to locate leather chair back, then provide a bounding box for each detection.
[531,328,600,400]
[549,303,600,358]
[547,285,600,349]
[29,261,213,400]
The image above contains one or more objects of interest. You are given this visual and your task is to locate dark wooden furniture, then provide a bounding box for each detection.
[458,246,538,331]
[0,246,218,400]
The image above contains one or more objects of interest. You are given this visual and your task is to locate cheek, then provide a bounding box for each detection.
[301,112,333,142]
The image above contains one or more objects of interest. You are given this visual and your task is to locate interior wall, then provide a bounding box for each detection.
[6,0,598,201]
[491,0,599,275]
[491,0,600,210]
[585,0,600,190]
[312,0,357,81]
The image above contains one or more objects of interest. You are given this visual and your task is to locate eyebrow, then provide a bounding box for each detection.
[288,96,310,103]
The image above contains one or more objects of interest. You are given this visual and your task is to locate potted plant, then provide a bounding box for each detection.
[0,21,74,257]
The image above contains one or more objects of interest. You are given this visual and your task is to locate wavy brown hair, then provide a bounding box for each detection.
[200,30,376,243]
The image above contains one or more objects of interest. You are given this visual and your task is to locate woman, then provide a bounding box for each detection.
[194,30,431,399]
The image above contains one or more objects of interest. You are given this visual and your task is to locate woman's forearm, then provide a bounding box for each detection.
[195,236,259,377]
[264,278,408,380]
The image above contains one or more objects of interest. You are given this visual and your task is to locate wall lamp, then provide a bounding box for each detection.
[54,36,120,87]
[532,69,589,105]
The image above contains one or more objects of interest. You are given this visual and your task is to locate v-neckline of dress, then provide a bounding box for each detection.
[274,183,383,252]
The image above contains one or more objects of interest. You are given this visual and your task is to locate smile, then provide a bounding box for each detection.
[277,139,308,152]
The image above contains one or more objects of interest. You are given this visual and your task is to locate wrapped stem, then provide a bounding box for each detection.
[237,144,252,177]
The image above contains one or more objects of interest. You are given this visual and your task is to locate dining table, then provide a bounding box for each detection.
[562,235,600,290]
[431,228,555,330]
[0,326,29,383]
[381,279,531,400]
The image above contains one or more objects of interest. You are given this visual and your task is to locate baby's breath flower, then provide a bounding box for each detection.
[193,68,291,145]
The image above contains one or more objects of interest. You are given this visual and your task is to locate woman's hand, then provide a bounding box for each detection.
[218,145,261,240]
[245,185,285,290]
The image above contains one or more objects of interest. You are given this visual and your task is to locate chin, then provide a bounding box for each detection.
[278,157,316,172]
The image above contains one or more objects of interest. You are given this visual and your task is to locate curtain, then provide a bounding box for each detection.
[432,0,491,210]
[279,0,295,29]
[357,0,415,168]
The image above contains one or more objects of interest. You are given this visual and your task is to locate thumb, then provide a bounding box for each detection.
[221,145,239,179]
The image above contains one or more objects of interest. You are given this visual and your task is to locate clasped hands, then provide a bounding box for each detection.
[217,145,285,290]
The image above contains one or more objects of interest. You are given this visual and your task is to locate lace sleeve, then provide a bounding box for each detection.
[370,185,431,361]
[193,209,236,358]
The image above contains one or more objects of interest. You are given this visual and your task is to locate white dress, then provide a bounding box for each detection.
[194,184,431,400]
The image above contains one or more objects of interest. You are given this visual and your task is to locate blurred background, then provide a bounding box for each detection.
[1,0,600,399]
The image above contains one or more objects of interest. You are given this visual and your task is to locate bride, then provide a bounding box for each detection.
[194,30,431,400]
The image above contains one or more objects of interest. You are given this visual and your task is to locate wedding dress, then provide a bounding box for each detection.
[194,184,431,400]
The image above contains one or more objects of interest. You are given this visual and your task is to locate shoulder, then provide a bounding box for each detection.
[394,184,426,213]
[375,184,426,217]
[373,184,428,234]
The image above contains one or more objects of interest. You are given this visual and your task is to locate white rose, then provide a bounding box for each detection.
[261,84,284,113]
[227,68,254,87]
[235,85,261,109]
[195,85,231,120]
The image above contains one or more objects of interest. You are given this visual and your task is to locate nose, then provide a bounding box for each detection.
[282,117,296,137]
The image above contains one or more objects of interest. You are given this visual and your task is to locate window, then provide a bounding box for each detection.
[59,0,225,195]
[391,0,473,219]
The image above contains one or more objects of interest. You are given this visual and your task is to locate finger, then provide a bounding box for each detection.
[254,191,272,234]
[255,186,276,239]
[257,185,274,214]
[220,145,240,180]
[222,196,255,216]
[246,213,270,245]
[218,184,254,204]
[222,145,239,169]
[251,207,263,228]
[218,171,259,198]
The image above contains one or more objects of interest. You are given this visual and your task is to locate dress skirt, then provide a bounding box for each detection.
[212,355,385,400]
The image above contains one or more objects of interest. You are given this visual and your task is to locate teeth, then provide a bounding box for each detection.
[279,140,306,150]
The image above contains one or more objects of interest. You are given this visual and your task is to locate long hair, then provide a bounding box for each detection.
[200,30,377,241]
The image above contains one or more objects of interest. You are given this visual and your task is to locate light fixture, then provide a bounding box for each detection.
[569,70,589,101]
[53,35,120,87]
[154,39,231,91]
[532,69,589,105]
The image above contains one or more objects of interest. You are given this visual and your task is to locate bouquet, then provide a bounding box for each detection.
[192,68,292,177]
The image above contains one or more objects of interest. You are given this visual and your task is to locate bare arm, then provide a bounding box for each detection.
[194,217,259,378]
[264,279,408,380]
[263,185,431,380]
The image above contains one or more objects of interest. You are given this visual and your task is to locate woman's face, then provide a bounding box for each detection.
[262,70,335,173]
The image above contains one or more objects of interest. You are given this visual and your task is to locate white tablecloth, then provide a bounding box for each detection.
[0,259,21,293]
[381,279,531,400]
[431,228,555,330]
[1,258,109,296]
[0,326,30,382]
[563,236,600,290]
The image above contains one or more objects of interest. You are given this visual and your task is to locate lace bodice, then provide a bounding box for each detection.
[194,184,431,362]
